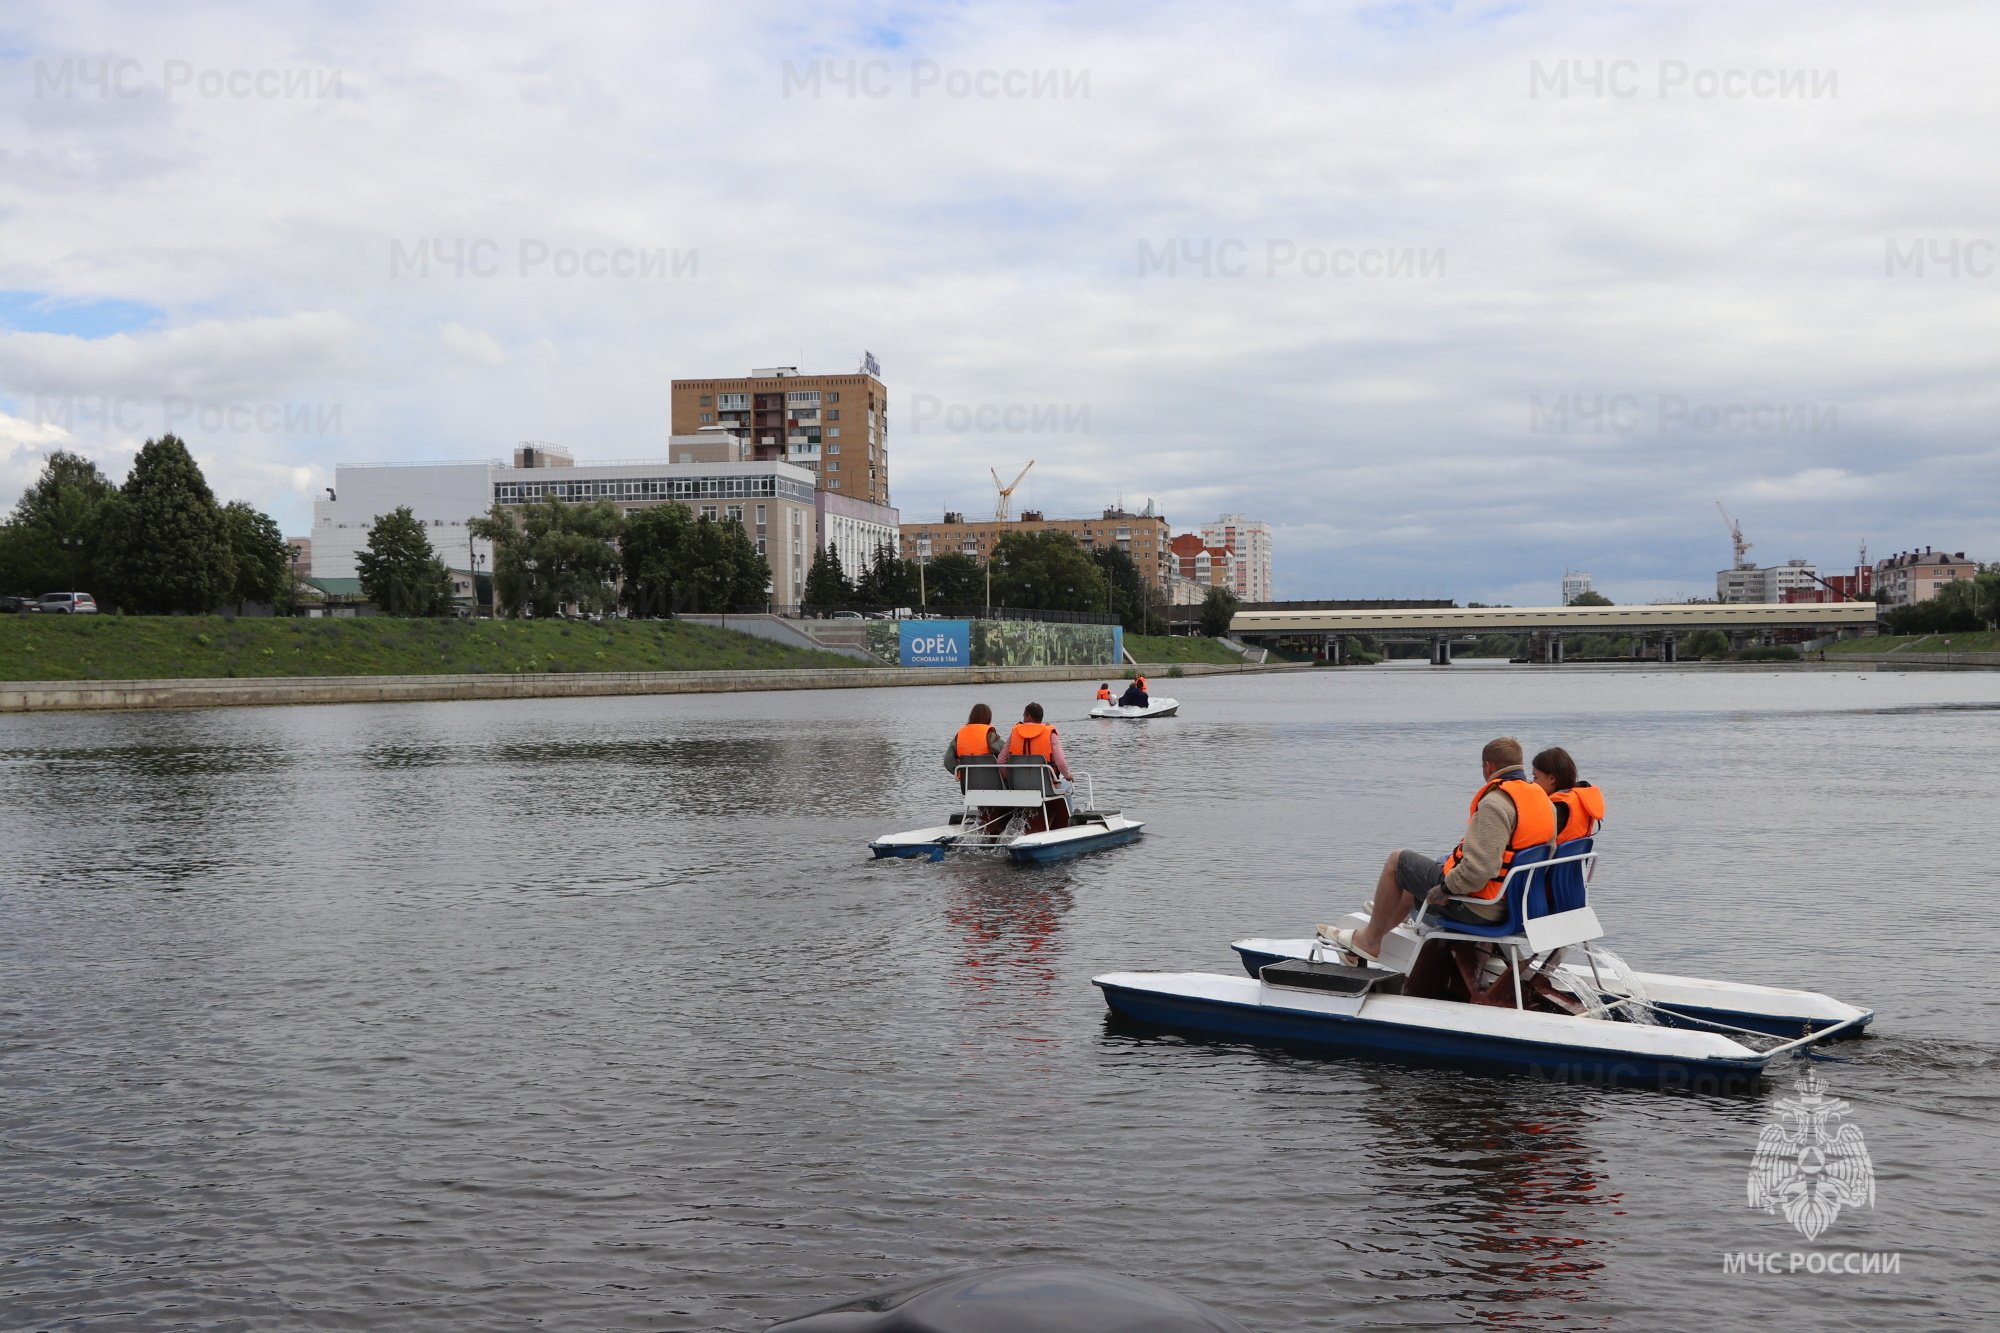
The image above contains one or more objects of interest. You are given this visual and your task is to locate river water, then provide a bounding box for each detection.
[3,666,1997,1331]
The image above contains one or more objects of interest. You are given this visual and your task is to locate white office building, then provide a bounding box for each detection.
[1562,571,1593,604]
[1716,559,1818,604]
[816,490,901,585]
[1200,514,1273,602]
[311,442,822,606]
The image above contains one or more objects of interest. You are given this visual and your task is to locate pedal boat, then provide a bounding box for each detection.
[1094,842,1872,1089]
[870,761,1144,864]
[1090,696,1179,719]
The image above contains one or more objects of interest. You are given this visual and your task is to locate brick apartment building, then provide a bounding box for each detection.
[899,507,1172,589]
[669,367,891,506]
[1873,548,1978,606]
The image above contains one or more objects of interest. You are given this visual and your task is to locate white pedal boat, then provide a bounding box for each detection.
[1089,696,1179,719]
[1094,841,1872,1089]
[870,764,1145,864]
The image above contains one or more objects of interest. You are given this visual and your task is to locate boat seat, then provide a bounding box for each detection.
[1003,756,1058,795]
[1407,843,1602,957]
[956,754,1007,792]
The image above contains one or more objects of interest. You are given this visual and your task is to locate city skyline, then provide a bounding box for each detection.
[0,3,1993,604]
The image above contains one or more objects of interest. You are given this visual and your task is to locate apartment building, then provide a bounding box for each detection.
[669,366,891,506]
[1200,514,1273,602]
[1717,558,1820,604]
[1874,548,1978,606]
[898,507,1172,588]
[1561,571,1592,604]
[310,444,820,606]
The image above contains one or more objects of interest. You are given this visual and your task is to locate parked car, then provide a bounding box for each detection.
[35,592,98,614]
[0,594,34,613]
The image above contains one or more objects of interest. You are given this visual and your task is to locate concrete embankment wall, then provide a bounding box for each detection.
[1813,651,2000,671]
[0,660,1292,714]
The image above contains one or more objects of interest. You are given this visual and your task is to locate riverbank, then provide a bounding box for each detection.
[0,658,1294,713]
[0,615,869,681]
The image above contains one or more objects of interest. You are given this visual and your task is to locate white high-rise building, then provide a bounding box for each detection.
[1562,571,1593,604]
[1200,514,1272,602]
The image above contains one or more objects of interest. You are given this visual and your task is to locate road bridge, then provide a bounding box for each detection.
[1229,602,1879,664]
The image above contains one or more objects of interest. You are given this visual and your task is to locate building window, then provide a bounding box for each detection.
[726,504,743,522]
[755,504,767,526]
[757,538,766,554]
[699,395,713,406]
[701,505,718,520]
[829,478,841,488]
[718,393,749,409]
[826,392,840,403]
[826,442,841,454]
[699,412,713,424]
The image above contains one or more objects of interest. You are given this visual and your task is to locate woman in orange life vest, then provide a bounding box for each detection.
[1095,683,1113,703]
[1003,702,1074,834]
[1532,746,1605,844]
[1320,736,1558,962]
[944,703,1007,833]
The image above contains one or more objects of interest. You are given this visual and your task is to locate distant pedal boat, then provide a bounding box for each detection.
[869,763,1145,864]
[1090,697,1178,719]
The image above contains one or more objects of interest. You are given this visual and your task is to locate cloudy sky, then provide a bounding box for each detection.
[1,1,1993,603]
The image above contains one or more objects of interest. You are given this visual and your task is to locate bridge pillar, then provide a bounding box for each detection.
[1430,634,1453,666]
[1661,631,1678,664]
[1329,634,1346,665]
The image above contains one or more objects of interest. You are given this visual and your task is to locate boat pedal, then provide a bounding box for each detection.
[1259,959,1391,995]
[1075,809,1119,821]
[948,812,965,825]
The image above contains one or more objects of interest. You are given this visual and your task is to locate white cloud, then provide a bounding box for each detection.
[0,0,1993,596]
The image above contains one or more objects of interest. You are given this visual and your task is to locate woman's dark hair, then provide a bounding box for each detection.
[1024,702,1044,722]
[967,703,992,724]
[1532,746,1578,790]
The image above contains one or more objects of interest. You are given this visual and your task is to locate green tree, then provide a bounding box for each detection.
[469,497,623,617]
[919,553,986,608]
[1198,584,1240,637]
[97,434,232,614]
[988,530,1106,611]
[852,542,918,607]
[1092,544,1152,631]
[3,450,116,594]
[803,544,850,611]
[356,505,453,616]
[621,502,698,615]
[1568,589,1614,607]
[219,501,294,614]
[682,514,772,611]
[1682,628,1731,659]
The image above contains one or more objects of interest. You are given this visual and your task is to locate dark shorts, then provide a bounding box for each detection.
[1394,850,1499,925]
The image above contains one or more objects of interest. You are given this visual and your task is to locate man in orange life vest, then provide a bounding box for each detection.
[1321,736,1558,963]
[1003,702,1074,833]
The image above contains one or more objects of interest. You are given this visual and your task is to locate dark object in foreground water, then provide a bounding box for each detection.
[766,1264,1254,1333]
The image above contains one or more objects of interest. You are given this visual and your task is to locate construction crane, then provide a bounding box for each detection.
[992,461,1035,522]
[1716,501,1754,570]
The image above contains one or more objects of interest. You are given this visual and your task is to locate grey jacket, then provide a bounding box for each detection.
[1441,769,1529,919]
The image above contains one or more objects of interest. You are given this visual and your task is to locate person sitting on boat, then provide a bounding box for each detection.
[1003,702,1073,833]
[1096,683,1114,703]
[1532,746,1604,844]
[1319,736,1559,963]
[1117,676,1149,708]
[947,703,1008,833]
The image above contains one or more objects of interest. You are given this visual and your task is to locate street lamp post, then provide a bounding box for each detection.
[57,534,82,594]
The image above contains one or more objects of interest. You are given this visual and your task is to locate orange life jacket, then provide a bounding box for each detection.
[1007,722,1055,760]
[1135,676,1147,691]
[955,723,996,758]
[1096,688,1112,701]
[1440,774,1559,901]
[1551,782,1605,842]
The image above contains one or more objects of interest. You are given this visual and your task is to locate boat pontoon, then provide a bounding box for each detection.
[870,757,1145,864]
[1090,697,1179,719]
[1094,840,1872,1088]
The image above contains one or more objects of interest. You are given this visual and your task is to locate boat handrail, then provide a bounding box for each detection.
[1420,848,1598,925]
[958,762,1094,812]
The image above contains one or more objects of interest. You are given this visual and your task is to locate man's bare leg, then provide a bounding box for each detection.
[1355,850,1416,956]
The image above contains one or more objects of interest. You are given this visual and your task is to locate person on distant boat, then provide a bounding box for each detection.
[1532,746,1604,844]
[947,703,1008,833]
[1003,702,1073,833]
[1318,736,1559,963]
[1096,683,1113,703]
[1117,675,1149,708]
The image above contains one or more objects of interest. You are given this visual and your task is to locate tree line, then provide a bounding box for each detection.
[801,527,1229,634]
[0,437,291,614]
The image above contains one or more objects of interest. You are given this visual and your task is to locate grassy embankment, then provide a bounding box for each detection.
[1822,631,2000,654]
[1122,634,1248,665]
[0,615,872,682]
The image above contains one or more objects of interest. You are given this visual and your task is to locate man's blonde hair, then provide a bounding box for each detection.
[1481,736,1524,768]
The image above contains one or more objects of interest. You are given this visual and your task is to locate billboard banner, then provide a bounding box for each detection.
[899,620,971,667]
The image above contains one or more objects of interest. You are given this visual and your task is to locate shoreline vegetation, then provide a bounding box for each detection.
[0,616,870,682]
[1822,631,2000,654]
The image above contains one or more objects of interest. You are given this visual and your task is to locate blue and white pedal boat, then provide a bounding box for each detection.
[1094,842,1871,1088]
[870,766,1145,865]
